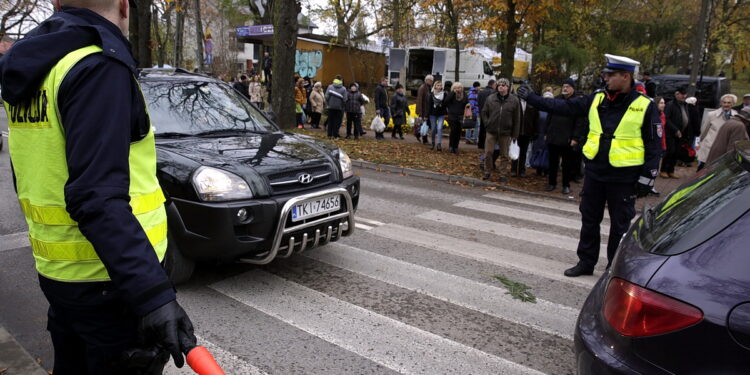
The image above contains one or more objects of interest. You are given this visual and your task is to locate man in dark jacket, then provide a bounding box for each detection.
[374,77,390,128]
[511,98,539,177]
[544,78,585,194]
[325,76,347,138]
[0,0,196,372]
[415,74,433,143]
[518,54,661,277]
[733,93,750,112]
[661,88,689,177]
[477,79,496,150]
[481,78,520,182]
[233,74,250,99]
[641,71,656,98]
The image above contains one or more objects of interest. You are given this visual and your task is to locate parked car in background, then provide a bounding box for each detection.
[139,69,360,283]
[652,74,730,108]
[576,141,750,374]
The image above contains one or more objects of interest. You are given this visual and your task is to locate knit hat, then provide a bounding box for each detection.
[395,83,403,90]
[562,78,576,89]
[497,78,510,87]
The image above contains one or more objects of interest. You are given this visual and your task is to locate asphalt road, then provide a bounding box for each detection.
[0,108,602,374]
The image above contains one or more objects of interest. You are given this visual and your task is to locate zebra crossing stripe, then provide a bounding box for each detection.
[355,223,374,231]
[162,335,268,375]
[454,200,599,232]
[368,224,599,288]
[483,192,582,214]
[356,217,385,226]
[419,210,611,257]
[307,243,578,340]
[210,270,545,375]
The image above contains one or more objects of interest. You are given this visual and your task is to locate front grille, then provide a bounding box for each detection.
[266,165,333,195]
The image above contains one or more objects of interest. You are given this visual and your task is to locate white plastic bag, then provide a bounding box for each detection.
[509,140,520,161]
[370,116,386,132]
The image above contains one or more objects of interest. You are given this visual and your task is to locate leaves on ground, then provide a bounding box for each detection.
[491,274,537,303]
[291,128,552,193]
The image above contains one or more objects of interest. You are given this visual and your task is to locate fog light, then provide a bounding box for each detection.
[236,208,248,222]
[350,184,359,196]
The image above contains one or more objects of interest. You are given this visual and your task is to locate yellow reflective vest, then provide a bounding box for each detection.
[583,92,651,167]
[4,45,168,282]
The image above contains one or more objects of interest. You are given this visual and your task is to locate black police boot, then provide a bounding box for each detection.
[561,186,571,195]
[564,264,594,277]
[544,185,556,192]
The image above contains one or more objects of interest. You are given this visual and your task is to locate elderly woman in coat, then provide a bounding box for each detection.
[308,82,325,129]
[697,94,738,170]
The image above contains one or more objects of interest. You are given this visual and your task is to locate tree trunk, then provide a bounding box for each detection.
[687,0,710,97]
[152,4,164,67]
[194,0,205,72]
[174,0,185,68]
[271,0,301,129]
[500,0,518,80]
[137,0,152,67]
[444,0,459,82]
[392,0,401,48]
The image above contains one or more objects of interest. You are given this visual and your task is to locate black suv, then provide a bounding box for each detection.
[651,74,730,108]
[139,70,359,283]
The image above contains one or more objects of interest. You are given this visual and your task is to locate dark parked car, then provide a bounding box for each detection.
[576,141,750,374]
[139,70,359,283]
[652,74,730,108]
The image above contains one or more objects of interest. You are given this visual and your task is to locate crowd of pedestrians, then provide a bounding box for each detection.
[224,61,750,192]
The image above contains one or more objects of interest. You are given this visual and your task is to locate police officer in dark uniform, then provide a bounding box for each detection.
[517,54,661,277]
[0,0,196,373]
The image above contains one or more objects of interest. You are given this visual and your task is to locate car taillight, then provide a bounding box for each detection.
[603,278,703,337]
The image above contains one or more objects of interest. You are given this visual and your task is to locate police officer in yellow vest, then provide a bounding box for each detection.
[0,0,196,372]
[517,55,661,277]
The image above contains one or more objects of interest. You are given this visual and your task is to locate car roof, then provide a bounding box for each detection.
[138,68,220,83]
[651,74,726,82]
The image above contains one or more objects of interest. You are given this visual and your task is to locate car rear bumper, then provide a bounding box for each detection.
[168,177,359,262]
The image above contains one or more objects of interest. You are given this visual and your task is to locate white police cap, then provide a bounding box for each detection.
[602,54,640,73]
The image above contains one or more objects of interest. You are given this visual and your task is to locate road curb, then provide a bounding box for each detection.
[0,326,47,375]
[353,159,577,203]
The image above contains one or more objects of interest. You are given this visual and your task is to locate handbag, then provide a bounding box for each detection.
[461,105,475,129]
[413,117,423,137]
[530,146,549,169]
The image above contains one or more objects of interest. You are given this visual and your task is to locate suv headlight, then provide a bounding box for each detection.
[339,149,353,179]
[192,166,253,201]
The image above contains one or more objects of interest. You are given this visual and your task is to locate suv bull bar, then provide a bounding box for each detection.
[239,187,355,265]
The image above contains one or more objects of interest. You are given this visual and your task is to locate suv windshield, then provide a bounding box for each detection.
[641,152,750,255]
[140,80,277,135]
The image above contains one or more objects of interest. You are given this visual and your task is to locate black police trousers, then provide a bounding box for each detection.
[576,177,636,270]
[39,276,139,375]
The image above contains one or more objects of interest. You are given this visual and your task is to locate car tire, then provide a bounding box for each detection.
[164,232,195,285]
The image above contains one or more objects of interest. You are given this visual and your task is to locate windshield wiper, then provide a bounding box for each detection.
[156,132,194,138]
[195,129,265,136]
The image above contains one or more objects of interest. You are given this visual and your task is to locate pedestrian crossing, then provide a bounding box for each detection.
[166,172,625,374]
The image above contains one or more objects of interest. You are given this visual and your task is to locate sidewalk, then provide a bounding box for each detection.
[300,124,695,209]
[0,325,47,375]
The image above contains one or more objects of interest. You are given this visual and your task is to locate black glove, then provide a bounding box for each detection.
[516,84,534,100]
[139,300,197,368]
[119,347,170,375]
[636,177,654,198]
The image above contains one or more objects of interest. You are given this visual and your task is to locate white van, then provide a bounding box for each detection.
[388,47,496,95]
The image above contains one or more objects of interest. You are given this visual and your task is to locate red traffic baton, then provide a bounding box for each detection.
[186,346,225,375]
